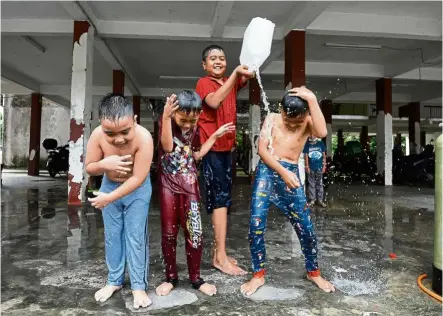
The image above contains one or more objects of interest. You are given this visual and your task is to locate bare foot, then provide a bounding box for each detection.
[213,257,246,276]
[94,285,122,302]
[212,249,238,265]
[155,282,174,296]
[240,276,265,296]
[198,283,217,296]
[132,290,152,309]
[307,275,336,293]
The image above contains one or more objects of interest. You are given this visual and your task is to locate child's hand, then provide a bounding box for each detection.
[164,94,179,118]
[215,122,236,138]
[282,170,300,189]
[288,86,316,102]
[89,192,111,209]
[100,155,133,173]
[235,65,255,78]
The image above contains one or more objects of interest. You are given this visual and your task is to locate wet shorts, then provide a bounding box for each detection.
[201,151,232,214]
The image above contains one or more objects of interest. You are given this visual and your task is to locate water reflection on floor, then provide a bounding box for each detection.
[1,173,440,315]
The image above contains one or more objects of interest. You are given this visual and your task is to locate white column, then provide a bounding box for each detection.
[383,187,393,255]
[326,123,333,157]
[376,111,393,185]
[68,21,94,205]
[248,104,261,174]
[414,122,421,154]
[405,135,410,155]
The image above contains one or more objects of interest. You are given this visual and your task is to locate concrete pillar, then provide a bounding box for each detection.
[406,135,410,155]
[408,102,421,154]
[284,29,306,185]
[376,78,393,186]
[133,95,141,124]
[337,129,344,156]
[421,131,426,149]
[360,126,369,153]
[284,30,305,89]
[113,70,125,95]
[28,93,42,176]
[249,78,261,175]
[320,100,333,157]
[68,21,94,205]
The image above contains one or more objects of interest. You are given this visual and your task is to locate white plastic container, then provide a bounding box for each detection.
[240,17,275,72]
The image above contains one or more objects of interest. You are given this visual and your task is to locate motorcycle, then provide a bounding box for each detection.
[42,138,69,177]
[393,154,435,187]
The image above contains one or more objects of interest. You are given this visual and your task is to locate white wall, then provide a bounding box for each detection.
[2,95,69,168]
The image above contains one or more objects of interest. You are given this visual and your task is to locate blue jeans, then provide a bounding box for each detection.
[249,160,319,276]
[99,175,152,290]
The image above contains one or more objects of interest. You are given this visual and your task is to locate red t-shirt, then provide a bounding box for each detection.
[196,76,246,152]
[157,115,201,195]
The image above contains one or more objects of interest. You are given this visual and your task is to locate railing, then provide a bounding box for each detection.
[423,106,442,119]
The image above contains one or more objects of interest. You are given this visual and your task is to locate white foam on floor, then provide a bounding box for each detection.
[332,277,383,296]
[244,285,304,301]
[123,289,198,312]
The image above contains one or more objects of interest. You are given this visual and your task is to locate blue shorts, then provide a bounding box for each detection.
[201,151,232,214]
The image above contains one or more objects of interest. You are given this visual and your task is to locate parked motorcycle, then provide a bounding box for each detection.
[42,138,69,177]
[393,152,435,187]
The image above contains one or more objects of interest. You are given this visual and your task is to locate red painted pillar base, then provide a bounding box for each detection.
[28,93,42,176]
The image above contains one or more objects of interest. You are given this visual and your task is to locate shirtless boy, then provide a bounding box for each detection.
[85,94,154,309]
[240,86,335,296]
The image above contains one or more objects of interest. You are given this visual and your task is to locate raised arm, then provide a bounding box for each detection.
[160,95,179,153]
[204,65,254,109]
[194,122,236,160]
[289,86,327,138]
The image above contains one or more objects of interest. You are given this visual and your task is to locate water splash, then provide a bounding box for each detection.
[255,69,274,153]
[255,70,270,112]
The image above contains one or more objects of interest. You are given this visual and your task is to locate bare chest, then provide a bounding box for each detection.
[272,127,306,150]
[100,141,137,161]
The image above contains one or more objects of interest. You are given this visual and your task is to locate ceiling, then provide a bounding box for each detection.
[1,1,442,109]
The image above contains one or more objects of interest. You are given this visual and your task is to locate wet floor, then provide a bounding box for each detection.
[1,172,441,315]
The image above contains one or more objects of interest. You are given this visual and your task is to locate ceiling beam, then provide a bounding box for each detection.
[58,1,86,21]
[1,19,72,36]
[1,64,40,92]
[262,60,441,82]
[332,91,412,104]
[395,66,442,81]
[210,1,234,38]
[96,20,282,41]
[307,11,442,41]
[384,42,442,77]
[59,1,140,96]
[261,2,329,72]
[263,61,384,78]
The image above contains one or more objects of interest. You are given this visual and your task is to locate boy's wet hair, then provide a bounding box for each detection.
[280,93,308,117]
[177,90,202,113]
[98,93,134,121]
[202,44,224,61]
